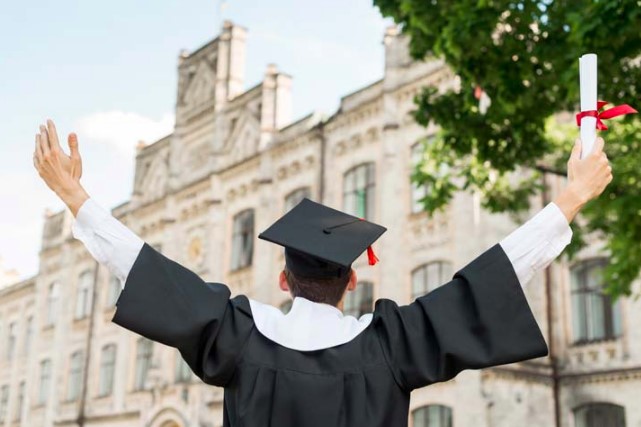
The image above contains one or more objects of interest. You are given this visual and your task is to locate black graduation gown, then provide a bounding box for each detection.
[112,242,548,427]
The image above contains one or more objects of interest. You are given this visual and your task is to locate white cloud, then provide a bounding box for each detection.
[74,111,175,157]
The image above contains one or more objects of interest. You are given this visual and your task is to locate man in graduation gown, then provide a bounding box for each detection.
[33,120,613,427]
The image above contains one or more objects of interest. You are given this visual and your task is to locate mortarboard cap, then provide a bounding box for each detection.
[258,198,387,279]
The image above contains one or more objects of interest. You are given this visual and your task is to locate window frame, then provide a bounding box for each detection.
[343,162,376,220]
[38,359,52,405]
[570,258,622,345]
[284,187,312,213]
[134,338,153,391]
[98,344,117,397]
[343,281,374,318]
[411,261,453,300]
[75,270,94,320]
[412,404,453,427]
[46,282,60,325]
[573,402,626,427]
[67,350,84,401]
[230,209,255,271]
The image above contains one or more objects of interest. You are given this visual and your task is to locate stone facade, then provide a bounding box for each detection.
[1,20,639,427]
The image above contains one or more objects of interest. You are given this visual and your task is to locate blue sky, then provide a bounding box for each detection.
[0,0,393,280]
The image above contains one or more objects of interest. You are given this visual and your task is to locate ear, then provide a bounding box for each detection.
[346,269,357,291]
[279,270,289,292]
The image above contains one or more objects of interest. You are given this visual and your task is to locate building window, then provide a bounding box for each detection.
[67,350,84,401]
[106,275,121,308]
[343,163,376,220]
[134,338,153,391]
[571,259,622,344]
[99,344,116,397]
[344,282,373,317]
[14,381,24,421]
[39,359,51,404]
[0,385,8,423]
[574,403,625,427]
[280,300,293,314]
[413,404,453,427]
[7,321,17,360]
[284,187,311,212]
[175,353,192,383]
[75,270,94,319]
[46,282,60,325]
[411,141,429,214]
[412,261,453,300]
[231,210,254,271]
[24,316,33,356]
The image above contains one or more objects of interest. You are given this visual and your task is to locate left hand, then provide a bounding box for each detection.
[33,119,83,194]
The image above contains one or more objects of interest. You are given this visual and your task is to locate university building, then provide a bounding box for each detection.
[0,20,639,427]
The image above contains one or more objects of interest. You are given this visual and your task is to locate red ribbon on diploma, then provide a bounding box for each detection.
[576,101,637,130]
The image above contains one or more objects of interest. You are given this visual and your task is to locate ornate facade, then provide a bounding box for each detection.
[0,21,639,427]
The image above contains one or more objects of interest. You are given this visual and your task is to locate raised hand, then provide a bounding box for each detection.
[33,119,89,216]
[553,137,613,223]
[566,137,613,203]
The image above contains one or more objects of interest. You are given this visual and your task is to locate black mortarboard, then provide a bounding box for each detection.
[258,198,387,279]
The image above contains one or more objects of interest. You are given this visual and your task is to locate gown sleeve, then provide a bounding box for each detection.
[373,244,548,392]
[112,242,254,387]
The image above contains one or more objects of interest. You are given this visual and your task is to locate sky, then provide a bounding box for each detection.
[0,0,393,280]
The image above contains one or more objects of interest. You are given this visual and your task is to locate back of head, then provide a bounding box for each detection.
[284,267,350,306]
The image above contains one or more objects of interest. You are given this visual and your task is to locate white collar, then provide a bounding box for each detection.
[248,297,373,351]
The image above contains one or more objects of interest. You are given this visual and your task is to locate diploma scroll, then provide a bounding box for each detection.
[579,54,598,159]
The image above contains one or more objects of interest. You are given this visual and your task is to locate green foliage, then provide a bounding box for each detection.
[375,0,641,296]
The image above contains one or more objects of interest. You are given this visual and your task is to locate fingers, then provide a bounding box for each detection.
[570,138,582,160]
[34,134,42,171]
[590,137,605,157]
[38,125,51,158]
[68,133,80,159]
[47,119,62,151]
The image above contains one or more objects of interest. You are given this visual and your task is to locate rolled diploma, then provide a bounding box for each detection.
[579,54,597,159]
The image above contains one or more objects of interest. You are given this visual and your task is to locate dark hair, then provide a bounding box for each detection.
[284,267,351,306]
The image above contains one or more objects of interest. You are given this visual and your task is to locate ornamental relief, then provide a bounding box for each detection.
[332,127,380,157]
[226,179,260,202]
[275,155,315,181]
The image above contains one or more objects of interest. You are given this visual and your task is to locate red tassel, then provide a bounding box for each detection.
[367,246,379,266]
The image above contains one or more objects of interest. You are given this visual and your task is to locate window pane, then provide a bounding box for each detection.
[343,163,376,220]
[231,210,255,270]
[99,345,116,396]
[571,259,620,344]
[135,338,153,390]
[285,187,311,212]
[344,282,374,317]
[68,351,84,401]
[413,405,453,427]
[39,359,51,404]
[574,403,625,427]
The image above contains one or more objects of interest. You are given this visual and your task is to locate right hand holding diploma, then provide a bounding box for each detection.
[553,137,613,223]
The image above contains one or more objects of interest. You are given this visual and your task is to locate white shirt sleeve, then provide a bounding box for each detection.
[499,202,573,286]
[71,198,144,288]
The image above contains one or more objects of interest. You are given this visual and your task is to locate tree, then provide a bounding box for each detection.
[373,0,641,297]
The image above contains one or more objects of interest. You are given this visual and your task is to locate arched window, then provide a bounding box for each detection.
[231,209,255,271]
[75,270,94,319]
[38,359,51,404]
[7,321,17,361]
[46,282,60,325]
[134,338,153,390]
[24,316,33,355]
[571,259,622,344]
[412,261,453,300]
[343,163,376,220]
[574,403,625,427]
[67,350,84,401]
[410,141,429,214]
[99,344,117,396]
[284,187,311,212]
[344,281,373,317]
[412,404,453,427]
